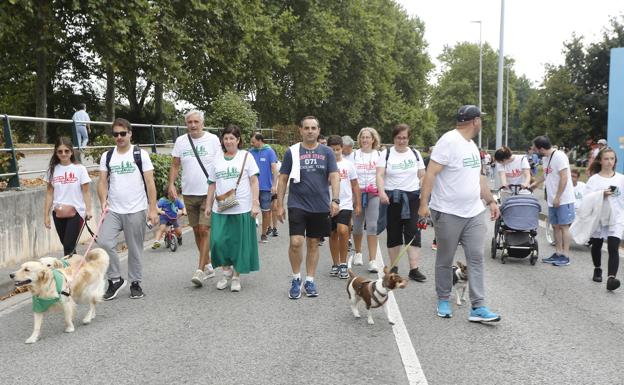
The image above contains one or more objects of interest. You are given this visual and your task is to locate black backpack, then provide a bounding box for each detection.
[105,145,146,194]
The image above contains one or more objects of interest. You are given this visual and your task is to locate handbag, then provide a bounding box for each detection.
[54,204,77,218]
[215,152,249,212]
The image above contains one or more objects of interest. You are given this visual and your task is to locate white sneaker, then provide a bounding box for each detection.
[203,264,215,279]
[353,253,364,266]
[216,277,229,290]
[367,260,378,273]
[230,277,241,292]
[191,270,206,287]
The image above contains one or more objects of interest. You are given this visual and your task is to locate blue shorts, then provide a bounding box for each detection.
[159,216,180,228]
[548,203,575,225]
[259,191,272,211]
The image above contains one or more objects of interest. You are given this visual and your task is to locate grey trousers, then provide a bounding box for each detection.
[431,209,486,308]
[97,210,146,282]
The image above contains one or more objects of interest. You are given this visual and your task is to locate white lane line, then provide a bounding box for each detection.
[375,244,428,385]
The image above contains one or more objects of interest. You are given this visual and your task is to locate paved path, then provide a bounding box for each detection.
[1,212,623,384]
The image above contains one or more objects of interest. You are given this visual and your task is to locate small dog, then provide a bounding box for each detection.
[10,248,109,344]
[346,260,407,325]
[452,261,468,306]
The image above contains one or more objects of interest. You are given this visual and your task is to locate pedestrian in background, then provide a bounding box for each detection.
[71,103,90,149]
[249,132,278,243]
[493,146,531,201]
[342,135,355,163]
[43,136,92,256]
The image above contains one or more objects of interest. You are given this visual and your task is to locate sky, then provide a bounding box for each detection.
[397,0,624,85]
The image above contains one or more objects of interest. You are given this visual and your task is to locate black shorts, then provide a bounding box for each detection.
[386,196,422,248]
[331,209,352,231]
[288,208,331,238]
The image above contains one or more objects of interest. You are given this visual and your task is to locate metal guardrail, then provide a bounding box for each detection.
[0,114,275,189]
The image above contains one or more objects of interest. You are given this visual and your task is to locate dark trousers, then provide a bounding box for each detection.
[52,212,84,256]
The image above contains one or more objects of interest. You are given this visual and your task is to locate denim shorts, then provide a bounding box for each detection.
[548,203,575,225]
[259,191,272,211]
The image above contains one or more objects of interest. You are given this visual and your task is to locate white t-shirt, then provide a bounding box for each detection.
[337,159,358,210]
[208,150,260,215]
[484,153,492,165]
[171,132,222,196]
[585,173,624,225]
[573,181,586,210]
[429,129,484,218]
[495,155,530,185]
[543,150,575,207]
[377,147,425,192]
[342,152,355,163]
[44,163,91,218]
[99,147,154,214]
[353,149,380,190]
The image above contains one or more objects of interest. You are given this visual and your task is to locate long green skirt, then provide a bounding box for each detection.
[210,211,259,274]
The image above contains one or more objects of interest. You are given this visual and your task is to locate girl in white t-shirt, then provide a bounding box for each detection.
[43,137,92,255]
[376,124,427,282]
[493,146,531,200]
[205,125,260,292]
[585,148,624,291]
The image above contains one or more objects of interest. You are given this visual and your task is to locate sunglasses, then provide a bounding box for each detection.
[112,131,128,137]
[56,149,72,155]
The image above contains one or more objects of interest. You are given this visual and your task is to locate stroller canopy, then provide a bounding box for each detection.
[500,195,541,231]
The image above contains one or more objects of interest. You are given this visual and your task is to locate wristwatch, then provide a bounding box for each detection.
[331,198,340,205]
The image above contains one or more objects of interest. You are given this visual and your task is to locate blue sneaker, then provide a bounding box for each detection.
[303,280,319,297]
[469,306,501,322]
[437,300,452,318]
[552,254,570,266]
[542,253,559,264]
[289,278,302,299]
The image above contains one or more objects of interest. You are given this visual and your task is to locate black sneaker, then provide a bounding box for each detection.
[177,236,182,246]
[390,266,398,274]
[103,278,126,301]
[130,281,145,299]
[271,227,278,237]
[266,227,272,236]
[606,277,621,291]
[408,268,427,282]
[318,237,325,246]
[593,267,603,282]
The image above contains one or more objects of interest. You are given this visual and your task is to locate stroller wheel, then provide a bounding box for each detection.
[491,237,497,259]
[501,253,507,264]
[530,255,537,265]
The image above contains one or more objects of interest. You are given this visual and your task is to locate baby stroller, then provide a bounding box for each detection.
[491,185,541,265]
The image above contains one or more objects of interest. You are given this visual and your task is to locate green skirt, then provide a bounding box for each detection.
[210,212,259,274]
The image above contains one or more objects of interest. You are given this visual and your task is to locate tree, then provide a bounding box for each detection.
[206,91,258,139]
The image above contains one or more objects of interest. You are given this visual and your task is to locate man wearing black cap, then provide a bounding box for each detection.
[418,105,501,323]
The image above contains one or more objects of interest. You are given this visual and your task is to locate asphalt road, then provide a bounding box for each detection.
[1,209,623,384]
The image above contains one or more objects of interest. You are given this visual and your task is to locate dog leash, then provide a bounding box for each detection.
[387,236,415,270]
[72,208,109,276]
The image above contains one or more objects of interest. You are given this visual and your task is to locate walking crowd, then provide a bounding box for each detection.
[41,103,622,325]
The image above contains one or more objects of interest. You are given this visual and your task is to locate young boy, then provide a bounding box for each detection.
[571,169,586,211]
[327,135,361,279]
[152,187,187,249]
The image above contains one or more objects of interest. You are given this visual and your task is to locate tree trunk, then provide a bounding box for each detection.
[34,3,49,142]
[154,83,163,124]
[105,63,115,122]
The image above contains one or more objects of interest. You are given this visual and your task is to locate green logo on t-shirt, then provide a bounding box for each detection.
[215,166,240,180]
[463,154,481,168]
[182,145,208,158]
[109,160,136,174]
[391,159,415,170]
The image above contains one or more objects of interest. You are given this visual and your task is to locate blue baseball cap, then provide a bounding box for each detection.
[457,105,481,122]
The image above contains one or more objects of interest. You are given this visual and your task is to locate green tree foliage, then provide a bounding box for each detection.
[206,91,258,139]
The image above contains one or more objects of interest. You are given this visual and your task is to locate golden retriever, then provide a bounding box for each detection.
[9,248,109,343]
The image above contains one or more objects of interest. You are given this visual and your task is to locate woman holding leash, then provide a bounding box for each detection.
[376,124,427,282]
[585,148,624,291]
[43,136,93,255]
[205,125,261,292]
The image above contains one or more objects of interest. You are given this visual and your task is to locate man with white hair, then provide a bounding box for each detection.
[342,135,355,163]
[168,110,222,287]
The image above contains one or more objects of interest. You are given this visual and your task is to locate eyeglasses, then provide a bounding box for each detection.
[112,131,128,137]
[56,149,72,154]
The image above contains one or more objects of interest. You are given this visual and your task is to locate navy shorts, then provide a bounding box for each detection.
[260,191,272,211]
[331,209,352,231]
[159,216,180,228]
[288,208,331,238]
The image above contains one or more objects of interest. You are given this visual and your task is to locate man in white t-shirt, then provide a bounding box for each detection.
[169,110,222,287]
[97,118,158,300]
[342,135,355,163]
[530,136,576,266]
[419,105,501,323]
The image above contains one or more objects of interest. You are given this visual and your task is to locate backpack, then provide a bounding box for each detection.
[105,145,147,195]
[384,146,420,169]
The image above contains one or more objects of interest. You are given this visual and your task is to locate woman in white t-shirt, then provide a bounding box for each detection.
[43,137,92,255]
[493,146,531,200]
[585,148,624,291]
[205,125,260,292]
[352,127,382,272]
[376,124,427,282]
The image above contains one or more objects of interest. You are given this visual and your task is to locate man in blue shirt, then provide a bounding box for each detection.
[72,103,90,149]
[250,133,278,243]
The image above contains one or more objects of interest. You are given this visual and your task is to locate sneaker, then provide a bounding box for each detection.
[607,276,621,291]
[303,280,319,297]
[265,227,272,236]
[191,269,206,287]
[353,252,363,266]
[318,237,325,246]
[390,266,398,274]
[177,236,182,246]
[367,260,378,273]
[103,278,126,301]
[271,227,279,237]
[593,267,603,282]
[204,264,216,278]
[431,241,437,251]
[348,239,353,251]
[129,281,145,299]
[338,264,348,279]
[260,234,268,243]
[408,268,427,282]
[469,306,501,323]
[542,253,559,264]
[151,241,161,249]
[329,265,339,277]
[552,254,570,266]
[230,277,241,292]
[289,278,302,299]
[216,277,229,290]
[437,300,452,318]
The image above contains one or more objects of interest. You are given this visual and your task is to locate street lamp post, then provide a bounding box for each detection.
[505,64,510,147]
[495,0,505,149]
[471,20,483,148]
